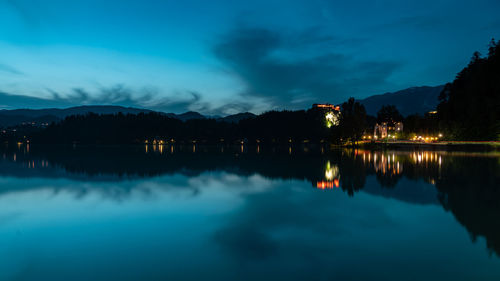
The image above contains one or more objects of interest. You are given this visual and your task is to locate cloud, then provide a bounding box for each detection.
[0,84,258,115]
[0,63,23,75]
[0,85,205,113]
[213,27,400,109]
[5,0,41,27]
[372,15,445,31]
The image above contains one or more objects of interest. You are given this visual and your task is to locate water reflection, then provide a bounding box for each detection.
[0,144,499,280]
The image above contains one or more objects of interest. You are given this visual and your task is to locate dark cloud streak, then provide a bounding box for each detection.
[213,27,400,109]
[0,85,204,113]
[0,63,23,75]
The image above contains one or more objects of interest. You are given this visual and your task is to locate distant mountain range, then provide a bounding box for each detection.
[358,85,444,116]
[0,85,443,127]
[0,105,258,128]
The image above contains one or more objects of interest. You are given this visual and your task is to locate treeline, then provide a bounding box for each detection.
[31,110,332,144]
[368,39,500,141]
[437,39,500,140]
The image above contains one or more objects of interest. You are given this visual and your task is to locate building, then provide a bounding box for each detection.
[374,121,403,139]
[312,103,340,111]
[374,123,388,138]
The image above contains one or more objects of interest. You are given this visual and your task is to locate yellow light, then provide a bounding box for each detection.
[325,169,333,181]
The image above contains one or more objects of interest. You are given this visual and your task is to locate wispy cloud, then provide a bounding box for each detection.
[0,63,23,75]
[0,85,207,113]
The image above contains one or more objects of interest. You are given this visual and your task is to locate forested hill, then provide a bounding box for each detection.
[437,39,500,140]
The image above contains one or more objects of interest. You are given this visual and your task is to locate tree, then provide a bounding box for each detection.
[437,39,500,140]
[339,98,367,144]
[376,105,403,124]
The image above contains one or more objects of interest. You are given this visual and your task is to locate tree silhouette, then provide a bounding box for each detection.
[437,39,500,140]
[339,98,367,144]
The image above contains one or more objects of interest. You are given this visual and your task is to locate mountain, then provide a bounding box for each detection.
[0,105,154,120]
[218,112,256,123]
[176,111,206,121]
[358,85,444,116]
[0,105,254,128]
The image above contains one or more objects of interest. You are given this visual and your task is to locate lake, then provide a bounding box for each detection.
[0,144,499,281]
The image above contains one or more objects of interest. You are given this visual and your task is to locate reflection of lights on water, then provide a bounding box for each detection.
[334,178,339,187]
[324,161,339,181]
[316,180,339,189]
[325,169,333,180]
[317,161,340,189]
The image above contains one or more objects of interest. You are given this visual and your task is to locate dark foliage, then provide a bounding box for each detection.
[30,110,332,144]
[403,113,439,137]
[339,98,367,143]
[437,39,500,140]
[376,105,403,124]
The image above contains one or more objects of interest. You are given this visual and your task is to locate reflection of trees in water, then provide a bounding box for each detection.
[1,144,500,256]
[337,150,366,196]
[338,149,500,257]
[435,156,500,256]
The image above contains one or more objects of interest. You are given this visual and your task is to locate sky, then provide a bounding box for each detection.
[0,0,499,115]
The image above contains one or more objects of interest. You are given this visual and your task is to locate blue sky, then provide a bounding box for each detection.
[0,0,499,114]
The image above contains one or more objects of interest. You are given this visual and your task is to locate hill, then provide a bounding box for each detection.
[218,112,256,123]
[358,85,444,116]
[0,105,258,127]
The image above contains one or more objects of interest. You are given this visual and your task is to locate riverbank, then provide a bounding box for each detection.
[358,140,500,151]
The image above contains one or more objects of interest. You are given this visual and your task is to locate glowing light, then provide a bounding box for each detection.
[325,111,339,127]
[334,179,339,188]
[324,161,339,181]
[325,169,333,180]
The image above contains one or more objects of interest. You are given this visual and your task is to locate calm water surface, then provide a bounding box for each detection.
[0,144,499,281]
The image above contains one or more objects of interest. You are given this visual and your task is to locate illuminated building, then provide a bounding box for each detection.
[312,103,340,111]
[374,123,388,138]
[373,121,403,139]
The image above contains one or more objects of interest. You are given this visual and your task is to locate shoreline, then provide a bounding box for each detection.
[358,140,500,151]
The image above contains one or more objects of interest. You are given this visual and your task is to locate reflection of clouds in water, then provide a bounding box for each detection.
[188,173,273,194]
[0,172,279,226]
[213,182,396,264]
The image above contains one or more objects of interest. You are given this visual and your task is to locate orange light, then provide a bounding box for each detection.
[316,181,335,189]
